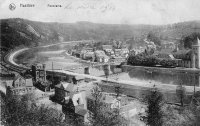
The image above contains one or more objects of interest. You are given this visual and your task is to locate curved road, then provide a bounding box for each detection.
[5,41,200,94]
[8,48,29,67]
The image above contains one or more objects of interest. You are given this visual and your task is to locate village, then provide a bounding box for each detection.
[1,36,200,125]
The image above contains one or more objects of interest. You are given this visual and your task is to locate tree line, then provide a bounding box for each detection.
[1,83,200,126]
[127,53,176,67]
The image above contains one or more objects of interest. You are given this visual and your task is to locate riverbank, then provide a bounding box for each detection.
[7,46,200,98]
[122,65,200,74]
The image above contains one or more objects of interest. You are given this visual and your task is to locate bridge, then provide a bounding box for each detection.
[64,51,125,71]
[4,42,200,98]
[45,69,200,93]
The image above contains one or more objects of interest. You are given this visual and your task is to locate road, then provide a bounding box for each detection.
[40,40,93,48]
[5,41,200,94]
[8,48,29,67]
[49,69,200,93]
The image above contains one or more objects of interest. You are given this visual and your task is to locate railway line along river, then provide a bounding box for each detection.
[8,42,200,102]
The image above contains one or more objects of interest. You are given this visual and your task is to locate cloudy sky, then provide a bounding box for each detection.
[0,0,200,25]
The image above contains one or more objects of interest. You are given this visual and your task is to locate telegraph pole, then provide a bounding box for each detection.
[52,62,54,85]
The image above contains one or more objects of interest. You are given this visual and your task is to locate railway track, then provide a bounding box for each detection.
[1,50,30,73]
[1,40,93,73]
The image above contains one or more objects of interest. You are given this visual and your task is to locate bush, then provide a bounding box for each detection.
[159,59,177,67]
[127,54,177,68]
[127,55,159,67]
[88,86,127,126]
[142,87,164,126]
[181,32,200,49]
[0,91,68,126]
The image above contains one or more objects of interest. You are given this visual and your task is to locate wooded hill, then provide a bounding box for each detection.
[1,18,200,49]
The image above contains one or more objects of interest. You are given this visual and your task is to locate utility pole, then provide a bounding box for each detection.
[52,62,54,85]
[193,73,196,96]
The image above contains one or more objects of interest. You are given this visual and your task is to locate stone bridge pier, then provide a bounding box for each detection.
[84,64,112,76]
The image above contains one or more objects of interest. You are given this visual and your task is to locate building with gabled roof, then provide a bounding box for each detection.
[102,45,114,56]
[63,91,88,122]
[5,74,35,95]
[172,38,200,68]
[50,81,88,122]
[95,50,110,62]
[192,37,200,69]
[102,45,113,50]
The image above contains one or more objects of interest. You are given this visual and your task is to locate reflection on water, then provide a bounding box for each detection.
[87,65,200,87]
[72,65,122,77]
[16,48,200,87]
[118,67,200,87]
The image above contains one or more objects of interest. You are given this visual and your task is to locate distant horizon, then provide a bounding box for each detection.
[1,0,200,25]
[1,17,200,26]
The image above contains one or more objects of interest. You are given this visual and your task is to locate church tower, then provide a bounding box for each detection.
[192,37,200,69]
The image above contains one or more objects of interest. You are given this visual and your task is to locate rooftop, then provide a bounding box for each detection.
[102,45,113,50]
[173,49,191,55]
[54,82,77,92]
[193,37,200,46]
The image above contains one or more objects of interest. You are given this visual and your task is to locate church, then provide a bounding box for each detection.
[173,38,200,69]
[191,37,200,69]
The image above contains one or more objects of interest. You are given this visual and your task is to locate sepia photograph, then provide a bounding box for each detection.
[1,0,200,125]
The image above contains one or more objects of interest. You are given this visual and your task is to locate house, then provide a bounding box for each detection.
[80,48,94,59]
[87,92,129,110]
[1,79,13,93]
[145,39,157,50]
[173,38,200,69]
[6,74,35,95]
[63,91,88,122]
[95,50,110,63]
[102,45,113,51]
[96,55,104,62]
[52,82,78,102]
[113,40,126,49]
[72,50,82,58]
[102,45,114,56]
[132,47,145,55]
[173,49,192,68]
[161,41,176,50]
[50,82,88,122]
[113,48,129,58]
[103,55,110,62]
[114,49,122,57]
[82,51,95,61]
[121,48,129,58]
[83,48,93,52]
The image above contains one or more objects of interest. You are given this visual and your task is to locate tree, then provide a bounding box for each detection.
[88,86,103,125]
[159,59,177,68]
[88,86,127,126]
[162,104,196,126]
[143,86,164,126]
[127,54,158,67]
[103,64,110,80]
[62,99,85,126]
[0,91,69,126]
[181,32,200,49]
[147,31,161,46]
[176,84,186,107]
[184,92,200,125]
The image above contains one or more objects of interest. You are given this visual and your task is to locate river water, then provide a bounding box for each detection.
[15,48,200,87]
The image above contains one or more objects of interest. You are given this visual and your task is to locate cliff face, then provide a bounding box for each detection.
[1,18,200,49]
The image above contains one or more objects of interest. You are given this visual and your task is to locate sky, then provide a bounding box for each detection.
[0,0,200,25]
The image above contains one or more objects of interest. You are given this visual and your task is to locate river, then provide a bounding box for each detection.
[15,47,200,88]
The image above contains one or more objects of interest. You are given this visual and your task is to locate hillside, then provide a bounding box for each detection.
[1,18,200,49]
